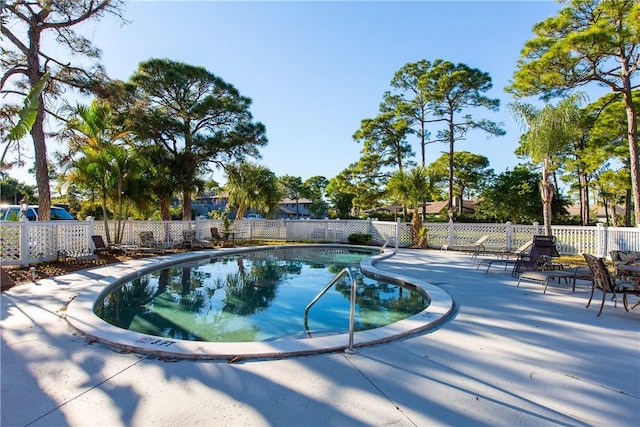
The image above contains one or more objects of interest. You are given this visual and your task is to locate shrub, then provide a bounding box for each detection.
[348,233,372,244]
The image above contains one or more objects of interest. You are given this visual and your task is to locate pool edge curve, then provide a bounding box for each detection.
[65,245,455,361]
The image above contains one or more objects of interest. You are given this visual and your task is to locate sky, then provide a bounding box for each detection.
[12,0,604,189]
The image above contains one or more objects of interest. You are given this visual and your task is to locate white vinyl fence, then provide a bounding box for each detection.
[2,217,640,267]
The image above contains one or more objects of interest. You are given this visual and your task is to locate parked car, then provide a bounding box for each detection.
[245,213,264,220]
[0,205,76,221]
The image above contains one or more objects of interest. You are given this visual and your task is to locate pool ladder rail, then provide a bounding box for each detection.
[303,267,357,353]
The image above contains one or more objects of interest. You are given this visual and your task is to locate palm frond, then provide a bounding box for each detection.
[7,72,50,141]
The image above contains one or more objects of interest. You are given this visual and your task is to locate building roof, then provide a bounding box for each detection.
[418,200,477,215]
[566,204,626,218]
[280,198,313,204]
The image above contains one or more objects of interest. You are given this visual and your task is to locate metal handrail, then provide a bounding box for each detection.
[381,237,389,250]
[304,267,357,352]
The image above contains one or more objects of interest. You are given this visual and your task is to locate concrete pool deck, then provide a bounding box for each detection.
[1,248,639,426]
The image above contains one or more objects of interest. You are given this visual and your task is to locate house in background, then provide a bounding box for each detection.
[566,204,627,224]
[417,200,478,216]
[276,198,315,219]
[189,193,228,217]
[190,193,321,219]
[365,200,478,219]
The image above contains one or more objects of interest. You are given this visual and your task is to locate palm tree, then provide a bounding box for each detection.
[137,144,181,220]
[59,100,132,156]
[59,101,146,243]
[510,94,584,236]
[224,162,282,220]
[61,144,147,244]
[62,147,115,241]
[386,166,430,247]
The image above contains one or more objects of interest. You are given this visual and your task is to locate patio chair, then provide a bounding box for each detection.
[609,250,640,276]
[442,235,490,259]
[91,235,113,256]
[57,248,98,265]
[517,269,574,293]
[512,235,558,276]
[139,231,165,254]
[470,235,490,259]
[477,239,532,273]
[181,229,214,249]
[583,253,640,316]
[211,227,229,245]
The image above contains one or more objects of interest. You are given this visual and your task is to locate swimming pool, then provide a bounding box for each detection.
[94,247,429,342]
[65,245,455,360]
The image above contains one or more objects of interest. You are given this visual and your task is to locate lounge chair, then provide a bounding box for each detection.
[512,235,558,276]
[211,227,229,245]
[181,229,214,249]
[516,270,574,293]
[477,239,532,273]
[139,231,166,254]
[57,248,98,265]
[583,253,640,316]
[442,235,490,259]
[91,235,114,256]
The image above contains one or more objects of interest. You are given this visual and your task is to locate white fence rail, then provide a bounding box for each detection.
[2,218,639,267]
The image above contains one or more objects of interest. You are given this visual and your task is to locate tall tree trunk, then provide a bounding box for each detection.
[580,172,590,226]
[31,107,51,221]
[411,213,424,248]
[26,15,50,221]
[420,118,426,167]
[159,195,171,221]
[182,188,192,220]
[621,72,639,226]
[419,120,427,222]
[625,188,632,227]
[540,158,554,236]
[101,196,112,244]
[447,118,455,211]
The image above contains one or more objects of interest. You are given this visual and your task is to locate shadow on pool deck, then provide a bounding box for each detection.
[1,248,638,426]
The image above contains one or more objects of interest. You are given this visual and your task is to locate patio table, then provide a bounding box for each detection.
[223,230,245,243]
[612,264,640,310]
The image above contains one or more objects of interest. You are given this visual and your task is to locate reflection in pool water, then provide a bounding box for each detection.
[95,247,429,342]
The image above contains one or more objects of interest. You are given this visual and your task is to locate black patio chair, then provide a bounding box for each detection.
[91,235,113,255]
[211,227,229,245]
[512,235,558,276]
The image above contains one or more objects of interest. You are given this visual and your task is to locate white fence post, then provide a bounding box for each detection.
[532,221,540,237]
[447,215,454,248]
[395,219,401,251]
[87,216,95,251]
[596,222,605,257]
[505,222,513,252]
[195,216,202,239]
[20,220,29,267]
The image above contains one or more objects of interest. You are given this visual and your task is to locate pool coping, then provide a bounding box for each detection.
[65,244,455,361]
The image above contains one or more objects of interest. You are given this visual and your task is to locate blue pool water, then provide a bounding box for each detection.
[95,247,429,342]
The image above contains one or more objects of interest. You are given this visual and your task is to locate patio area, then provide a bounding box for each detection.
[1,248,638,426]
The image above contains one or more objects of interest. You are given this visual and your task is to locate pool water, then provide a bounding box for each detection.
[95,247,429,342]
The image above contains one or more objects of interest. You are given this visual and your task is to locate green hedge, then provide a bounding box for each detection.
[347,233,372,244]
